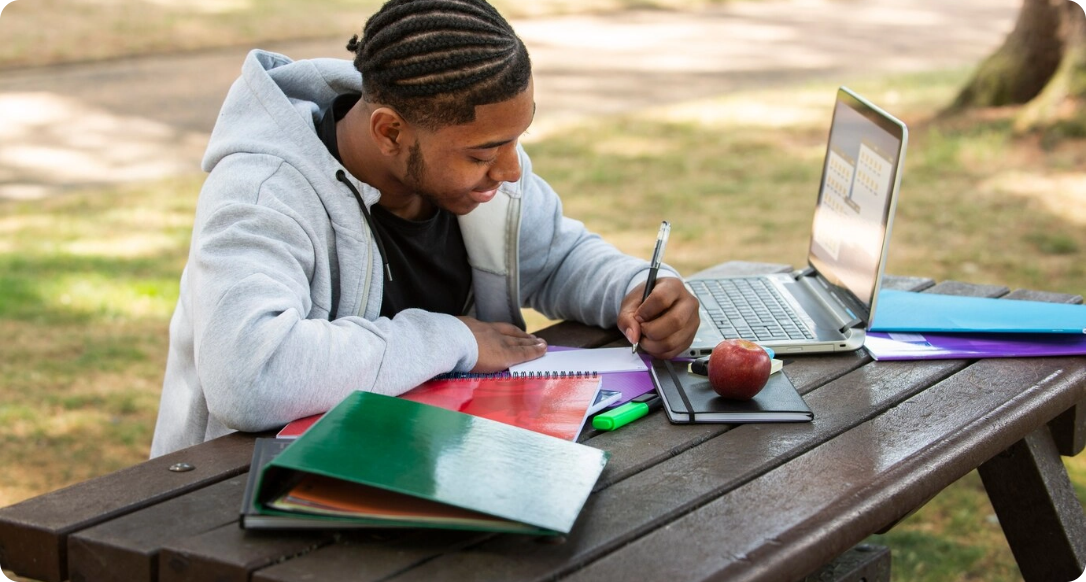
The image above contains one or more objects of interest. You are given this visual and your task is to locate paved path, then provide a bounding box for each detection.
[0,0,1018,200]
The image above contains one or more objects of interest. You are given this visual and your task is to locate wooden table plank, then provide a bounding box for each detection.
[562,356,1086,582]
[67,476,249,582]
[158,526,338,582]
[0,432,258,582]
[251,530,494,582]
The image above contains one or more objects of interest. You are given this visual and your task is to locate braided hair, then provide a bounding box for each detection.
[346,0,532,130]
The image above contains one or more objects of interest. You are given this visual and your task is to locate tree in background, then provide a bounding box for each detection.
[952,0,1086,138]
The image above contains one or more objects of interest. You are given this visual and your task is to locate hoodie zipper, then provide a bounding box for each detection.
[336,170,393,284]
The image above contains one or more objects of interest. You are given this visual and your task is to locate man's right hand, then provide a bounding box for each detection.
[457,317,547,373]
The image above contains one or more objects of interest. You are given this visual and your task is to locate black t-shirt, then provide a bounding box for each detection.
[318,94,473,318]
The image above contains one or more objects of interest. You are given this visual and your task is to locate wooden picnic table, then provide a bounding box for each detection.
[2,261,1085,582]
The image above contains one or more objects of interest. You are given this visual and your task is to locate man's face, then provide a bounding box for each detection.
[401,78,535,216]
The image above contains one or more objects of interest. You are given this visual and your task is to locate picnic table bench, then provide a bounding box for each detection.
[2,261,1085,582]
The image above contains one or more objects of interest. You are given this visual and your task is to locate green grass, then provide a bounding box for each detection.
[2,67,1085,581]
[0,177,197,505]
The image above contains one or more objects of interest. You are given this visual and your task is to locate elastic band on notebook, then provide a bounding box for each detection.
[666,360,696,422]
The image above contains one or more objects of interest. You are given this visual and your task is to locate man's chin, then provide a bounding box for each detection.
[452,201,482,215]
[431,198,479,216]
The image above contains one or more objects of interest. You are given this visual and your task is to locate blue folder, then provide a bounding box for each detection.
[871,290,1086,334]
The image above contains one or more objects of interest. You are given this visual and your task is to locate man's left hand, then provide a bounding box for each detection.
[617,277,700,360]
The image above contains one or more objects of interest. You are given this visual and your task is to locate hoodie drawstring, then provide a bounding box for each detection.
[336,170,393,282]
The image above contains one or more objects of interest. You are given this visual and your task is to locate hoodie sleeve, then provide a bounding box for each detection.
[516,148,674,327]
[188,157,477,433]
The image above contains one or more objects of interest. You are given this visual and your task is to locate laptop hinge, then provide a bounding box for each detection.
[795,274,866,333]
[839,317,864,334]
[794,266,816,280]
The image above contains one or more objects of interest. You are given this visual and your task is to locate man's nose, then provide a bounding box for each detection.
[488,145,521,184]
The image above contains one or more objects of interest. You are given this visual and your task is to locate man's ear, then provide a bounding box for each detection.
[369,107,409,156]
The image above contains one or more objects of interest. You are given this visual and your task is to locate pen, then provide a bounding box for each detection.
[632,220,671,353]
[591,392,663,431]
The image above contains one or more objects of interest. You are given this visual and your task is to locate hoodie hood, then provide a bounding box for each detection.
[203,50,380,210]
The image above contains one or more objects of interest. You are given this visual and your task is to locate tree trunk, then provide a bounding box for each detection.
[1016,3,1086,136]
[951,0,1066,109]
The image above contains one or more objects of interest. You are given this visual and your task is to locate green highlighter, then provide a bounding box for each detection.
[592,392,663,431]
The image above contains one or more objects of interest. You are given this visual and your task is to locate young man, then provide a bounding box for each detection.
[151,0,699,457]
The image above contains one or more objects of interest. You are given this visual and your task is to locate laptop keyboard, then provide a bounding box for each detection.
[689,278,815,342]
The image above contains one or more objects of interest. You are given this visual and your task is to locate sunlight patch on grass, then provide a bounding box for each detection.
[63,232,182,259]
[139,0,253,14]
[0,214,58,234]
[592,135,676,158]
[1,265,181,325]
[643,68,980,135]
[982,170,1086,226]
[52,272,178,319]
[0,179,196,325]
[651,91,831,130]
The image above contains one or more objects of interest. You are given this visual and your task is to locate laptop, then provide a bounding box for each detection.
[686,86,908,357]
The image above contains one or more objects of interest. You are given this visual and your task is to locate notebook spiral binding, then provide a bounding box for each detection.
[433,371,599,381]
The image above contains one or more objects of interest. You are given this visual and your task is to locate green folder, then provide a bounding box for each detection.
[252,391,609,535]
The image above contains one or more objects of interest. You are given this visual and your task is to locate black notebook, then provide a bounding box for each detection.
[241,438,311,530]
[650,359,813,423]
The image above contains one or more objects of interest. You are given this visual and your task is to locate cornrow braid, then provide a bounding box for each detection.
[346,0,532,130]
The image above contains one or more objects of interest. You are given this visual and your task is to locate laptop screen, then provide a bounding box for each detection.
[807,88,907,318]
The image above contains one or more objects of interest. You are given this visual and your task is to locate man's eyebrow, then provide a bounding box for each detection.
[466,103,536,150]
[467,138,514,151]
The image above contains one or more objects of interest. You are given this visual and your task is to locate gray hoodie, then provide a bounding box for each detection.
[150,50,661,457]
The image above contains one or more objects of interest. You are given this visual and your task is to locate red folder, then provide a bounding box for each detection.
[278,372,601,441]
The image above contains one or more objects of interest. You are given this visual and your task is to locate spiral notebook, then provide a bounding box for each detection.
[514,346,657,406]
[277,371,603,441]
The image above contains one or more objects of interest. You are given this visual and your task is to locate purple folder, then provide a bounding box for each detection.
[548,346,656,405]
[864,331,1086,361]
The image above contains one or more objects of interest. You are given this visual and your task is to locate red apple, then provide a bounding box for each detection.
[708,339,772,400]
